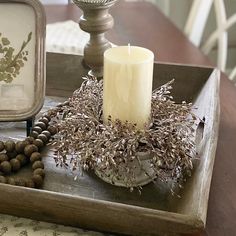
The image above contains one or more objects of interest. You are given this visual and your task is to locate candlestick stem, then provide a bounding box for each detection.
[73,0,117,77]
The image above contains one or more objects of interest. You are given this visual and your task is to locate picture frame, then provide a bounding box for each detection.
[0,0,46,121]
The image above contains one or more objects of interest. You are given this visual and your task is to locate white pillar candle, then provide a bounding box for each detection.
[103,46,154,129]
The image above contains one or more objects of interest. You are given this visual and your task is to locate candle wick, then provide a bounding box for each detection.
[128,43,131,55]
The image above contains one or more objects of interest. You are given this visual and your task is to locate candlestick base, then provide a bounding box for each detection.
[73,0,117,77]
[94,152,156,187]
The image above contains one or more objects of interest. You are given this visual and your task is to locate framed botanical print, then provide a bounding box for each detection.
[0,0,45,121]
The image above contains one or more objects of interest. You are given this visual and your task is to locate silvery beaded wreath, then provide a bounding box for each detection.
[49,76,198,191]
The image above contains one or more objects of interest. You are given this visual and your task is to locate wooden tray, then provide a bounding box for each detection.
[0,53,220,236]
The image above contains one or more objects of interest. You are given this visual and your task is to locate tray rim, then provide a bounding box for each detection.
[194,68,220,224]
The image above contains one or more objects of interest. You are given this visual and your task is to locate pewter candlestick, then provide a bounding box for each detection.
[73,0,117,77]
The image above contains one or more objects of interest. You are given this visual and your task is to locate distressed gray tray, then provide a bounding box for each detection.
[0,53,220,236]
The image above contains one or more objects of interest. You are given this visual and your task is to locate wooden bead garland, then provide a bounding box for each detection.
[0,113,58,189]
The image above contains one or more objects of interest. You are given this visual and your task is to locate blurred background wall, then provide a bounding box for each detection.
[150,0,236,72]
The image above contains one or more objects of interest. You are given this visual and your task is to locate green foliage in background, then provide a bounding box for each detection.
[0,32,32,83]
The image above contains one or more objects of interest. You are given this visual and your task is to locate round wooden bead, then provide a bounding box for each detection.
[30,131,39,139]
[0,161,11,174]
[56,102,63,107]
[25,137,35,144]
[32,126,42,134]
[62,100,69,106]
[32,174,43,188]
[24,140,31,146]
[38,117,49,125]
[47,126,57,135]
[44,114,51,121]
[34,122,47,130]
[30,152,41,163]
[15,141,28,153]
[32,160,44,170]
[41,130,51,139]
[4,140,15,152]
[6,150,17,159]
[24,144,38,157]
[0,141,4,152]
[33,168,45,178]
[0,153,9,162]
[33,139,44,149]
[15,178,26,186]
[25,179,35,188]
[38,134,48,144]
[7,177,15,185]
[10,158,21,172]
[16,154,28,166]
[0,176,6,183]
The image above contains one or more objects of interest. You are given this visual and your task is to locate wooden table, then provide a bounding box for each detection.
[45,1,236,236]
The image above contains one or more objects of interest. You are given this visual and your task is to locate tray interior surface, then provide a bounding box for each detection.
[0,53,219,235]
[44,53,215,212]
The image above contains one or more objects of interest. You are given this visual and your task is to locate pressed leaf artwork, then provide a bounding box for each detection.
[0,32,32,83]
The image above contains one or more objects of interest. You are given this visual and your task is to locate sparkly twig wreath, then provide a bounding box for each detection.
[48,76,198,191]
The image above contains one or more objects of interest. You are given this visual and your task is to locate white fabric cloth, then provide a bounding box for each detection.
[40,0,70,5]
[0,214,107,236]
[46,20,116,55]
[46,20,89,55]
